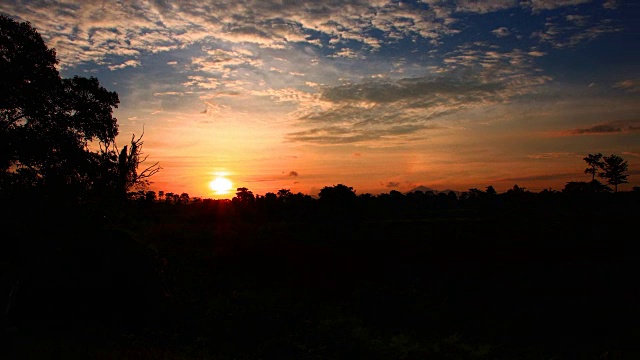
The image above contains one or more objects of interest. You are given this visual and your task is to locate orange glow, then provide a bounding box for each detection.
[209,176,233,195]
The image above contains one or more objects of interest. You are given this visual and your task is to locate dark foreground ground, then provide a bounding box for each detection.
[1,197,639,359]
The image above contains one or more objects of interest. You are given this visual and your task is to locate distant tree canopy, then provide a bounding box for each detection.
[0,14,157,203]
[582,153,629,193]
[318,184,357,206]
[562,180,611,194]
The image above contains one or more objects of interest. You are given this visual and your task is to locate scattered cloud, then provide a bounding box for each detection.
[492,27,511,38]
[455,0,518,14]
[523,0,591,12]
[108,59,141,71]
[288,171,298,177]
[603,0,619,9]
[3,0,636,172]
[153,91,186,97]
[286,124,429,145]
[527,50,546,57]
[532,15,621,48]
[499,172,581,183]
[527,152,575,159]
[559,120,640,136]
[286,63,553,144]
[613,80,640,93]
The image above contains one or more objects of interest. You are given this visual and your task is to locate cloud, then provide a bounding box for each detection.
[499,172,581,183]
[286,51,552,144]
[613,80,640,93]
[527,152,575,159]
[319,77,505,105]
[562,120,640,135]
[153,91,186,96]
[527,50,546,57]
[385,181,400,188]
[107,59,141,71]
[329,48,366,59]
[603,0,619,9]
[3,0,632,152]
[1,0,467,70]
[286,124,429,145]
[492,27,511,38]
[183,76,220,90]
[523,0,591,12]
[2,0,625,78]
[573,124,622,134]
[456,0,518,14]
[532,15,622,48]
[288,171,298,177]
[190,47,263,74]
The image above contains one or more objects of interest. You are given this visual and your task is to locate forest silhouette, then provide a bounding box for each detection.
[2,14,640,359]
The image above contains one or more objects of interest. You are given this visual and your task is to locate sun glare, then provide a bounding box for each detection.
[209,176,233,195]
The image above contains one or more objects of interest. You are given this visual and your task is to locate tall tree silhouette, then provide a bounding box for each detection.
[599,154,628,192]
[583,153,603,181]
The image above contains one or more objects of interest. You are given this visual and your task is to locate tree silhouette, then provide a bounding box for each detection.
[0,14,158,202]
[145,191,156,202]
[506,184,527,194]
[598,154,628,192]
[562,181,611,194]
[234,187,255,204]
[1,14,60,174]
[318,184,358,221]
[583,153,603,181]
[318,184,357,206]
[277,188,292,200]
[116,131,161,198]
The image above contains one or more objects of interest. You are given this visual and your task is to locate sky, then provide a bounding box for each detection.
[2,0,639,198]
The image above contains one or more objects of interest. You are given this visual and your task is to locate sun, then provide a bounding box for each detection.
[209,176,233,195]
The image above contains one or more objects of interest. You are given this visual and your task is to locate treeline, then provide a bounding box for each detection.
[128,181,639,225]
[134,151,636,221]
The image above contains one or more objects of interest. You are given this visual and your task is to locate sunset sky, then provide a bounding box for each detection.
[3,0,639,198]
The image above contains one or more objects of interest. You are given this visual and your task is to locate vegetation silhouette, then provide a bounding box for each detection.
[2,13,640,360]
[599,154,629,192]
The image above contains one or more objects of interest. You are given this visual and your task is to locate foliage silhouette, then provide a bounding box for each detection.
[599,154,629,192]
[318,183,357,204]
[0,14,157,204]
[583,153,603,181]
[563,179,611,194]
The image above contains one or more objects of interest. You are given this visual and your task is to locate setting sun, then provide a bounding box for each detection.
[209,176,233,195]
